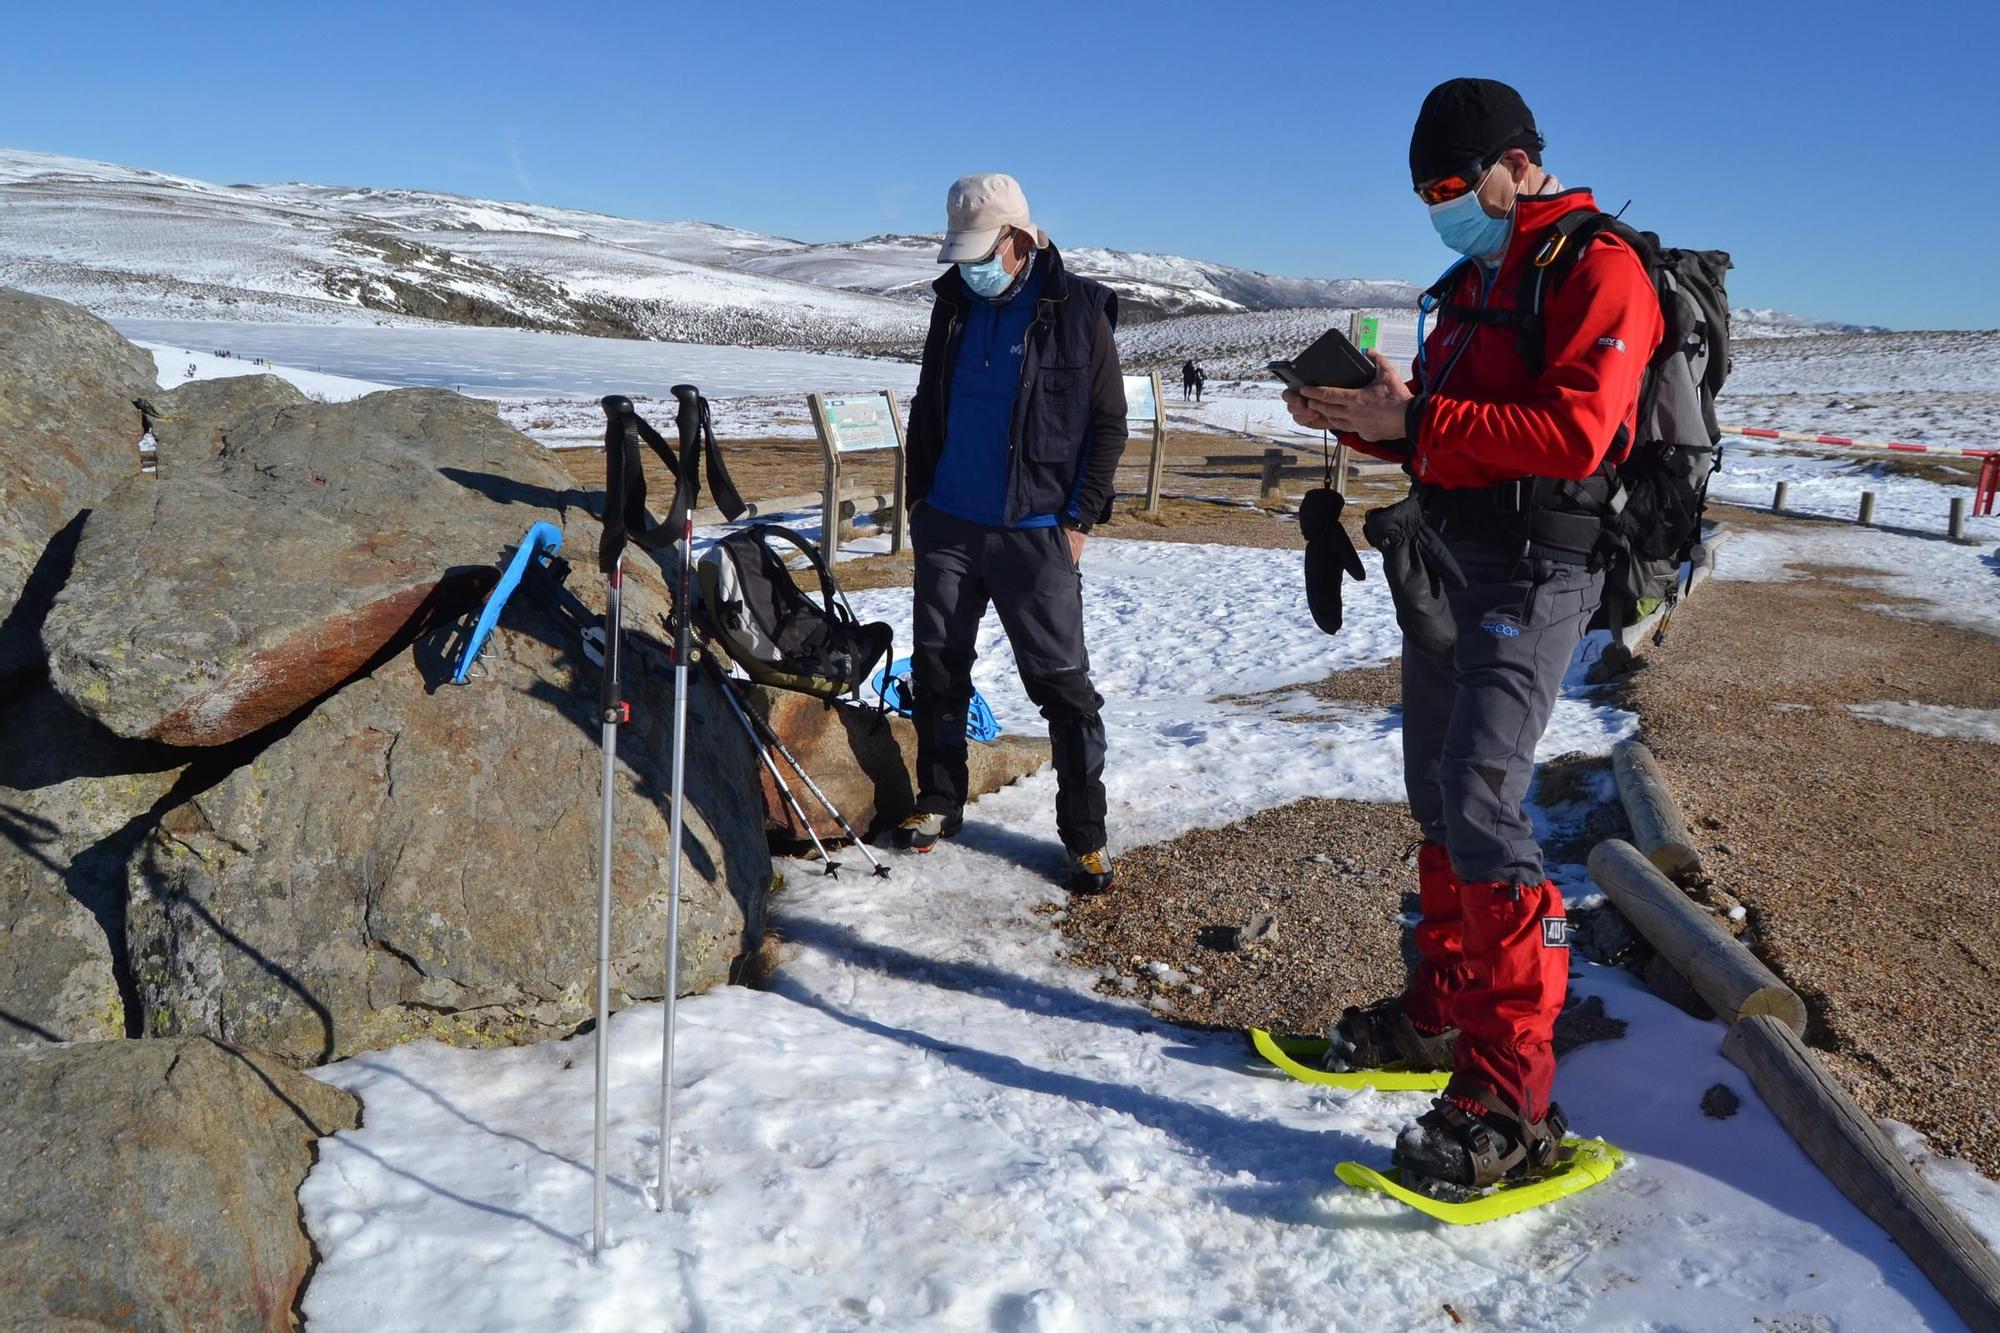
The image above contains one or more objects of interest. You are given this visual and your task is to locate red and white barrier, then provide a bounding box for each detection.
[1720,423,1996,461]
[1720,423,2000,518]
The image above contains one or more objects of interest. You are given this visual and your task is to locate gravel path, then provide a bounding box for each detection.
[1624,504,2000,1175]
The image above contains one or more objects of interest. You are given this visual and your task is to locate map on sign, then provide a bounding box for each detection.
[1350,314,1424,378]
[821,392,900,453]
[1123,374,1158,423]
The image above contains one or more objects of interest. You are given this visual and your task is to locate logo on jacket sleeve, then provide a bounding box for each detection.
[1481,621,1522,638]
[1596,336,1627,353]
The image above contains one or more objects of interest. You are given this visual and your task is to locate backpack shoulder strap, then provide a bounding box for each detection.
[1510,210,1637,375]
[750,524,846,621]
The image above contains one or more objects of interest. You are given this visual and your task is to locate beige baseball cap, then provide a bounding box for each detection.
[936,172,1048,263]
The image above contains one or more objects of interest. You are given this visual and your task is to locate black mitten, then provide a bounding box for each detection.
[1298,487,1366,635]
[1362,492,1462,659]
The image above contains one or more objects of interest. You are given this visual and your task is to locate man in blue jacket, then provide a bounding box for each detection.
[894,173,1128,894]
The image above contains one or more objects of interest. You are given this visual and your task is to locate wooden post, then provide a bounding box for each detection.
[1144,372,1167,515]
[1725,1013,2000,1332]
[1859,491,1877,526]
[1587,839,1806,1034]
[883,388,910,555]
[809,390,906,556]
[1259,448,1285,505]
[807,391,842,555]
[1773,481,1790,513]
[1612,741,1703,881]
[1949,497,1968,543]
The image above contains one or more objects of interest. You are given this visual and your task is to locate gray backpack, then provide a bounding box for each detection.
[1498,212,1733,638]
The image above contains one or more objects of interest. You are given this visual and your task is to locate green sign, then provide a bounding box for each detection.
[822,392,899,453]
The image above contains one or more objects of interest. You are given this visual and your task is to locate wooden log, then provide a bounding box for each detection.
[1724,1014,2000,1332]
[1859,491,1877,526]
[1773,481,1790,512]
[1950,498,1969,542]
[691,490,892,529]
[1587,839,1806,1034]
[1612,740,1703,880]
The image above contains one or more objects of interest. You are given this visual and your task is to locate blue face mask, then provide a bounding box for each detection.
[958,249,1016,299]
[1427,166,1513,260]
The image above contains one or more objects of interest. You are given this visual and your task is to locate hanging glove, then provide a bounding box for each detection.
[1297,486,1366,636]
[1362,492,1466,658]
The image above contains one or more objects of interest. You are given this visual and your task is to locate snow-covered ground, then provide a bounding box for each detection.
[1847,702,2000,745]
[114,319,918,403]
[298,533,1999,1332]
[1722,329,2000,447]
[137,343,392,401]
[1707,436,2000,638]
[1710,435,1991,532]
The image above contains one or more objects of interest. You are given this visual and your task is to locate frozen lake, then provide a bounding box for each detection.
[113,319,919,401]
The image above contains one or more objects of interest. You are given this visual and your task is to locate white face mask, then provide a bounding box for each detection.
[1427,162,1512,260]
[958,249,1015,298]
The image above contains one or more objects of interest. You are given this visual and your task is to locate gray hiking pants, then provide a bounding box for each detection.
[1402,542,1604,886]
[910,504,1107,854]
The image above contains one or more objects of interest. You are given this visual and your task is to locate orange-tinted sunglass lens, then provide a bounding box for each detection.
[1419,175,1474,206]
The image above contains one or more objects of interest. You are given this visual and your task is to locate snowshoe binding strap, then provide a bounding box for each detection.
[1397,1086,1569,1192]
[1325,997,1458,1073]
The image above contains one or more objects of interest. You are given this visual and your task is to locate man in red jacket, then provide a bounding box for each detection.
[1285,78,1663,1192]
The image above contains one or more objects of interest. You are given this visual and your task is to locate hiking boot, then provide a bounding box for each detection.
[1065,848,1114,895]
[1392,1086,1569,1196]
[892,810,962,852]
[1324,996,1459,1073]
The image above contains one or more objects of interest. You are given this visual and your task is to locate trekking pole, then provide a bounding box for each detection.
[593,390,745,1227]
[729,680,890,878]
[590,402,640,1258]
[591,553,623,1257]
[701,653,845,875]
[654,385,703,1214]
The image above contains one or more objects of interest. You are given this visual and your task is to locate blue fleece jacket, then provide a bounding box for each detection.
[926,261,1056,529]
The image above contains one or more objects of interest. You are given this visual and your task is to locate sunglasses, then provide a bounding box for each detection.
[1415,157,1493,207]
[969,227,1014,264]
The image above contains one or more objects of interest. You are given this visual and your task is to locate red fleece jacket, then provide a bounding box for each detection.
[1345,189,1664,490]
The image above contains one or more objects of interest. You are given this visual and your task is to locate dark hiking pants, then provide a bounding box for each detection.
[1400,540,1602,1120]
[1401,542,1603,885]
[910,504,1107,855]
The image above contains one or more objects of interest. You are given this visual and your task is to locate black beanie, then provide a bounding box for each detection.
[1409,78,1543,185]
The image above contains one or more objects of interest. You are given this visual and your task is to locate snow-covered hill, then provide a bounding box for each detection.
[0,147,1901,356]
[0,148,1415,343]
[1734,306,1890,337]
[0,149,925,352]
[734,232,1423,321]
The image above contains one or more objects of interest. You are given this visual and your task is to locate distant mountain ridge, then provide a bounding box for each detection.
[728,231,1423,320]
[0,147,1879,350]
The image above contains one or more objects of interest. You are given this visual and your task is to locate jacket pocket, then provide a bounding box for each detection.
[1028,363,1088,462]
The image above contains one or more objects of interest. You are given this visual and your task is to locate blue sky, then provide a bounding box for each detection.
[4,1,1995,329]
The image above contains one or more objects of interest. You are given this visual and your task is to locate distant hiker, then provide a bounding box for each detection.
[1182,360,1199,400]
[1283,79,1664,1194]
[1193,362,1206,402]
[898,172,1127,894]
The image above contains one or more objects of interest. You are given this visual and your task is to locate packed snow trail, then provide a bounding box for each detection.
[300,537,1987,1331]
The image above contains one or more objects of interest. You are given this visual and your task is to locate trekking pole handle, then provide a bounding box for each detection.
[670,384,703,450]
